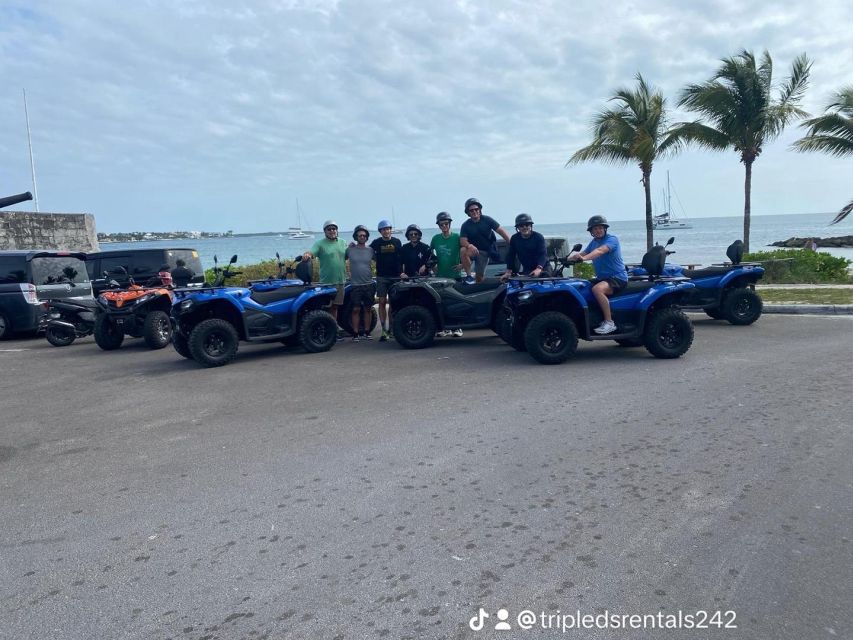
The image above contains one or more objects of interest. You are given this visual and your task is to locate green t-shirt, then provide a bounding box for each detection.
[310,237,348,284]
[430,232,461,278]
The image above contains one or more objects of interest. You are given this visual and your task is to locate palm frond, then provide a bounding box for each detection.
[827,86,853,113]
[792,134,853,157]
[830,199,853,225]
[566,143,633,166]
[667,121,731,151]
[777,53,812,107]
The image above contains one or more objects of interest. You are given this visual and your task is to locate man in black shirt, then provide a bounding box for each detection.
[170,259,195,287]
[400,225,432,277]
[369,219,402,342]
[502,213,548,279]
[459,197,511,282]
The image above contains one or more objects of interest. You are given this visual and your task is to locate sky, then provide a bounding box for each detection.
[1,0,852,233]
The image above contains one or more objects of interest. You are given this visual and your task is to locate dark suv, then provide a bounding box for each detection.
[0,251,92,339]
[86,248,204,294]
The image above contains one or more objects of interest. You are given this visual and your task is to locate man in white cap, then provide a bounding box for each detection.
[303,220,348,335]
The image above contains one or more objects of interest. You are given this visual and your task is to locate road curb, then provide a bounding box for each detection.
[763,304,853,315]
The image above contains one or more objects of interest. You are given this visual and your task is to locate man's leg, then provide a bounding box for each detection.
[473,253,489,283]
[378,297,388,329]
[591,281,614,322]
[461,246,474,277]
[351,304,361,335]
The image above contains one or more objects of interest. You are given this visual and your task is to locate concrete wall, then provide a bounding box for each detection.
[0,211,99,252]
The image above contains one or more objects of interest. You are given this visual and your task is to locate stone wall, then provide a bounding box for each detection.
[0,211,99,252]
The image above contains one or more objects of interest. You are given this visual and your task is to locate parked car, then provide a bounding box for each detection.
[86,248,204,295]
[0,250,92,339]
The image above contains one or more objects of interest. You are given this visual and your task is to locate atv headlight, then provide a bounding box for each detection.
[517,291,533,301]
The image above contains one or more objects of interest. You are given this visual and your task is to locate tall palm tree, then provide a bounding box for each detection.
[793,86,853,224]
[567,73,681,250]
[674,50,811,251]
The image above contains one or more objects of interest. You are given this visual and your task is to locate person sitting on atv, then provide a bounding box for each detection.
[170,259,195,287]
[569,215,628,335]
[501,213,548,280]
[400,224,432,278]
[459,197,511,283]
[157,264,173,287]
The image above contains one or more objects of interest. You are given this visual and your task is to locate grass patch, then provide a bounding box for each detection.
[759,289,853,304]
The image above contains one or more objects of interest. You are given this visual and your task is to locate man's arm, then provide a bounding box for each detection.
[495,225,511,243]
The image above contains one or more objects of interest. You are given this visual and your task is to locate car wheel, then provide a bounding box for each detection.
[524,311,578,364]
[94,314,125,350]
[392,305,436,349]
[298,309,338,353]
[188,318,239,367]
[615,338,643,347]
[721,288,762,325]
[143,310,172,349]
[0,312,9,339]
[703,307,723,320]
[643,307,694,359]
[172,331,192,359]
[45,326,76,347]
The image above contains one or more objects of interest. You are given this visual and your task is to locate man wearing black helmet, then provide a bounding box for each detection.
[459,197,511,283]
[569,215,628,335]
[345,225,376,341]
[400,224,431,278]
[370,219,403,341]
[430,212,462,279]
[501,213,548,280]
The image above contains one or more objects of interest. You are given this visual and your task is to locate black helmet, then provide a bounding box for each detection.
[405,224,422,239]
[586,215,609,231]
[436,211,452,225]
[515,213,534,227]
[464,197,482,214]
[352,225,370,241]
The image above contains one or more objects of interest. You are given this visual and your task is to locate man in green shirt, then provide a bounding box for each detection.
[430,211,464,337]
[303,220,348,329]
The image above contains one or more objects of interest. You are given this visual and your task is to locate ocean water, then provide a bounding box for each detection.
[99,212,853,270]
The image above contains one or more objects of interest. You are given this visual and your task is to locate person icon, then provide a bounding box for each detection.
[494,608,512,631]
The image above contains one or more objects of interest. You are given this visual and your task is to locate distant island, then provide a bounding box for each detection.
[98,230,235,242]
[771,235,853,248]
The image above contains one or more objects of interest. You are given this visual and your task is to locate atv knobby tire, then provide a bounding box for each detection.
[298,309,337,353]
[392,305,436,349]
[94,314,125,350]
[143,310,172,349]
[721,287,762,325]
[45,325,76,347]
[189,318,239,367]
[643,307,693,359]
[172,332,193,359]
[524,311,578,364]
[340,304,378,337]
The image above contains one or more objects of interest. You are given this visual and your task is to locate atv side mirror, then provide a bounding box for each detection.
[666,236,675,246]
[229,255,238,264]
[571,243,582,252]
[213,254,219,266]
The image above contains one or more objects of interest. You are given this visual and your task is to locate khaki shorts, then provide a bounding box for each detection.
[329,283,345,305]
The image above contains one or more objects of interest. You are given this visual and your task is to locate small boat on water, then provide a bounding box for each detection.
[653,172,692,230]
[288,199,314,239]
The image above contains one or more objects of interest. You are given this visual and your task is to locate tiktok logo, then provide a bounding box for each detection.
[469,608,490,631]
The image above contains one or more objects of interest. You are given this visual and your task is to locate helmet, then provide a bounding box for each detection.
[405,224,422,239]
[352,225,370,241]
[586,215,609,231]
[377,219,393,231]
[436,211,452,225]
[464,197,482,214]
[515,213,534,227]
[323,219,338,231]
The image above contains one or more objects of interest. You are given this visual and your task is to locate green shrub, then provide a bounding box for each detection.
[572,262,595,279]
[204,259,322,286]
[743,249,852,284]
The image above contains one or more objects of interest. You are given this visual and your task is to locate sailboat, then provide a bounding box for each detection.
[653,172,692,230]
[288,199,313,239]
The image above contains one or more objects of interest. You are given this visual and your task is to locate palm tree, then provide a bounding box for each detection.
[673,50,811,252]
[567,73,681,250]
[793,86,853,224]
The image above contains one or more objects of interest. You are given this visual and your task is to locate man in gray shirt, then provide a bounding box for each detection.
[345,225,376,341]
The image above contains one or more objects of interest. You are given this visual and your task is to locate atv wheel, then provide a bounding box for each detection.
[340,304,379,337]
[721,288,762,325]
[143,310,172,349]
[94,314,125,350]
[524,311,578,364]
[0,312,10,339]
[392,305,436,349]
[45,326,76,347]
[172,332,192,359]
[615,338,643,348]
[298,309,337,353]
[703,307,723,320]
[643,307,694,359]
[188,318,239,367]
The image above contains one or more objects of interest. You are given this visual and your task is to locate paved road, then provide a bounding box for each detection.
[1,314,851,640]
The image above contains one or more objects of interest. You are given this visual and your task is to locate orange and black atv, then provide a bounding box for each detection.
[94,268,174,350]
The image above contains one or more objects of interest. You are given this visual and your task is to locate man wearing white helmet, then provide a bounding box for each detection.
[369,219,402,342]
[303,220,348,335]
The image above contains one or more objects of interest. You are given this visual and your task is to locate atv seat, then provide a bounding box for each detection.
[610,281,657,297]
[684,266,733,279]
[249,286,310,305]
[452,278,503,295]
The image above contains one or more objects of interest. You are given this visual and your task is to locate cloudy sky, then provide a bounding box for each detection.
[1,0,852,233]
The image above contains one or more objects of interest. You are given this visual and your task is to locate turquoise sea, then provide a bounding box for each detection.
[100,212,853,271]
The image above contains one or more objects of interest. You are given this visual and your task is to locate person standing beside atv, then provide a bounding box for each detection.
[430,212,462,279]
[459,197,510,283]
[369,219,402,342]
[501,213,548,279]
[400,225,432,278]
[569,215,628,335]
[170,259,195,287]
[346,225,376,342]
[304,220,348,331]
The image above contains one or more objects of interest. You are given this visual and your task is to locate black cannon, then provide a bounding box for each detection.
[0,192,33,209]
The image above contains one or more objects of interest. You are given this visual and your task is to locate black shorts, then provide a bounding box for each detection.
[591,277,628,293]
[350,283,375,308]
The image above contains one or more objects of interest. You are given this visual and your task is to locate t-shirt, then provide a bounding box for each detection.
[310,237,348,284]
[430,232,461,278]
[460,215,500,253]
[170,265,194,287]
[345,244,375,285]
[400,241,432,277]
[506,231,547,274]
[584,234,628,281]
[370,236,403,278]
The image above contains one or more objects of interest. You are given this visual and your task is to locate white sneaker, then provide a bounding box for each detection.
[452,328,463,337]
[436,330,451,337]
[594,320,617,335]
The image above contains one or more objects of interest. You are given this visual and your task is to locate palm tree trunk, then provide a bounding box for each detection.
[643,168,653,250]
[743,160,753,253]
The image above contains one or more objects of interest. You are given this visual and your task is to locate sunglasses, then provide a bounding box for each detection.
[438,221,451,227]
[466,207,481,214]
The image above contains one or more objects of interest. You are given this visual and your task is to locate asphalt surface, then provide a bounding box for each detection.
[1,313,851,640]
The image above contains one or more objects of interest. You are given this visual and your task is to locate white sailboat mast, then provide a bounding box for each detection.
[23,88,39,212]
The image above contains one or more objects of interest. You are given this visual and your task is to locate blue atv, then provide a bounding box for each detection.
[503,243,696,364]
[628,239,764,325]
[170,255,339,367]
